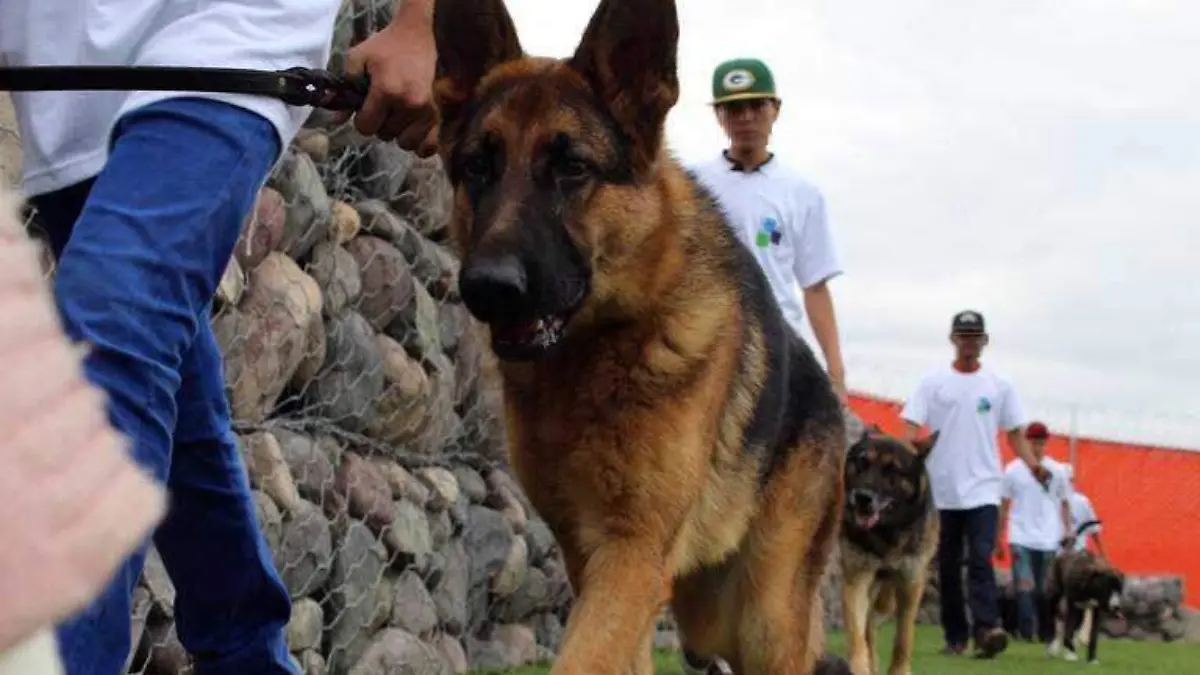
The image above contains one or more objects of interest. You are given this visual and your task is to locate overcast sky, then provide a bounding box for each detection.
[503,0,1198,449]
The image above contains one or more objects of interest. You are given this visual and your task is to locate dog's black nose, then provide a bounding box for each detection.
[459,254,528,322]
[850,489,875,511]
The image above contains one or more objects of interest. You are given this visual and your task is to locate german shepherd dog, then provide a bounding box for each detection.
[839,426,939,675]
[1045,549,1125,664]
[422,0,848,673]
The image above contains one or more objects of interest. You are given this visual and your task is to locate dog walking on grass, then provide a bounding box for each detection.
[420,0,850,672]
[838,426,939,675]
[1045,544,1126,664]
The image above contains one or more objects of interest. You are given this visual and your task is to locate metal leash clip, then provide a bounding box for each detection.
[276,67,371,111]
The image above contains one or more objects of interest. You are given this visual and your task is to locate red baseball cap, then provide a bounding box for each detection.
[1025,422,1049,439]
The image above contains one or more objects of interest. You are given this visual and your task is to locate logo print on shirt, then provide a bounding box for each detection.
[976,397,992,414]
[755,216,782,248]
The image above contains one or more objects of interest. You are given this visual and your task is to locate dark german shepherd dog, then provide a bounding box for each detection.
[839,426,939,675]
[421,0,848,672]
[1045,548,1125,665]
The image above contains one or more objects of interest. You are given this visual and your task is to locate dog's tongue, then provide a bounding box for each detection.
[856,513,880,530]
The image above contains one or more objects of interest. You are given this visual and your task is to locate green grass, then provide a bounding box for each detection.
[476,624,1200,675]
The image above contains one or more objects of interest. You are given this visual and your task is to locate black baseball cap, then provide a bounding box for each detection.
[950,310,986,335]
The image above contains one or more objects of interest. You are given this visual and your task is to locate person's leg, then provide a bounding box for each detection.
[1032,550,1055,643]
[936,509,969,652]
[156,322,295,674]
[963,505,1006,657]
[1010,545,1036,641]
[40,96,290,675]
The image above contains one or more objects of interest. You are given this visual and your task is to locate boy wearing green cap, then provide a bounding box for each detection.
[691,57,849,403]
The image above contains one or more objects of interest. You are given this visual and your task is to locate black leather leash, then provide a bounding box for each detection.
[0,65,370,111]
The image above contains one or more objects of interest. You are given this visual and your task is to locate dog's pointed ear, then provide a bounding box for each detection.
[912,431,939,461]
[432,0,524,132]
[568,0,680,175]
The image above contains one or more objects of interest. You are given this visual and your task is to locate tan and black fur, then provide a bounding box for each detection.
[839,427,939,675]
[1045,549,1125,665]
[423,1,848,673]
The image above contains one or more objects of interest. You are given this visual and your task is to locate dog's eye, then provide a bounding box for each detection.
[554,157,592,184]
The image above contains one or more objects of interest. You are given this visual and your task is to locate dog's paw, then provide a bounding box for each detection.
[1062,650,1080,662]
[1088,659,1100,666]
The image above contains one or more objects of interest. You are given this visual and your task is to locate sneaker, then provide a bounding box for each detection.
[973,627,1009,659]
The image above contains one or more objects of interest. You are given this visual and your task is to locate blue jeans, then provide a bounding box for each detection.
[1011,545,1055,642]
[937,506,1002,647]
[29,97,296,675]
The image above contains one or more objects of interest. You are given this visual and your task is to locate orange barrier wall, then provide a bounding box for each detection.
[846,392,1200,609]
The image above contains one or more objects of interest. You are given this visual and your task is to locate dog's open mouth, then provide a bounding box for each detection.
[490,312,571,359]
[854,511,880,530]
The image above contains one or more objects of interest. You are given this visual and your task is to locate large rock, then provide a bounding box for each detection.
[347,628,450,675]
[326,521,392,674]
[267,147,334,260]
[336,451,394,534]
[366,333,432,448]
[241,431,303,514]
[306,309,385,434]
[220,252,322,423]
[235,186,287,270]
[271,427,338,508]
[287,598,325,653]
[432,539,470,636]
[307,240,363,319]
[385,499,433,571]
[273,499,334,598]
[392,154,453,238]
[389,569,439,638]
[355,141,414,203]
[345,234,415,332]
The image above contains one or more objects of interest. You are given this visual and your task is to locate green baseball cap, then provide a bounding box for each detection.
[711,58,778,105]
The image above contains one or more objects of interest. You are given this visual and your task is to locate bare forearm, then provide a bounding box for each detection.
[803,281,845,385]
[1061,501,1073,541]
[1008,429,1037,468]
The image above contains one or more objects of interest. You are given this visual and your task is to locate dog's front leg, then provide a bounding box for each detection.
[1061,605,1082,661]
[888,574,925,675]
[1077,606,1093,646]
[551,540,669,675]
[1085,608,1101,664]
[841,569,875,675]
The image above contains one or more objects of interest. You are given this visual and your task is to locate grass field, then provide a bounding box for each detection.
[476,624,1200,675]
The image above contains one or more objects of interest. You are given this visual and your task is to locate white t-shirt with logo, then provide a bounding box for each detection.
[0,0,341,197]
[900,364,1029,511]
[1002,455,1071,551]
[689,153,842,338]
[1067,490,1101,552]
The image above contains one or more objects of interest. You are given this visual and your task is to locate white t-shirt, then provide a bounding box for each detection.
[1067,491,1101,552]
[1002,455,1071,551]
[0,0,341,197]
[689,153,842,338]
[900,364,1028,510]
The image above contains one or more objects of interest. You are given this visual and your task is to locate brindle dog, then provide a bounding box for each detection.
[1045,549,1125,665]
[839,426,939,675]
